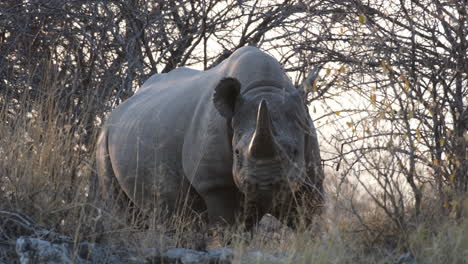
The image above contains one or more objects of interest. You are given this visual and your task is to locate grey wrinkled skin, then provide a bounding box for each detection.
[96,46,324,228]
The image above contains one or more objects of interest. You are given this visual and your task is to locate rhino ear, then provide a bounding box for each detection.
[213,77,241,119]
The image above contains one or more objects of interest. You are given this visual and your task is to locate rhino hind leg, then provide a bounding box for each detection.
[95,128,129,206]
[123,170,208,228]
[96,129,113,200]
[95,128,146,226]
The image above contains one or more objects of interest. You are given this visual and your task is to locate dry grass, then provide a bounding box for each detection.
[0,88,99,242]
[2,85,468,264]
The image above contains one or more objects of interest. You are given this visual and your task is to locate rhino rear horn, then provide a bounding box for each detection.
[249,99,276,158]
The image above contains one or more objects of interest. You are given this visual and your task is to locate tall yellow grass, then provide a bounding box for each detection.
[1,75,468,263]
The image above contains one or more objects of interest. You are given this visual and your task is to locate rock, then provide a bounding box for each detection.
[207,248,234,263]
[16,237,75,264]
[139,247,161,260]
[254,214,293,245]
[240,250,288,263]
[76,242,127,264]
[164,248,206,264]
[244,250,264,262]
[5,210,302,264]
[257,214,285,233]
[394,253,417,264]
[16,237,146,264]
[131,230,177,250]
[145,247,235,264]
[14,232,296,264]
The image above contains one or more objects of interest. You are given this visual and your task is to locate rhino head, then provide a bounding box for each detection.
[213,77,309,203]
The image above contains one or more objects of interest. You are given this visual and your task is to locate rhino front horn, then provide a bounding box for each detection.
[249,99,276,159]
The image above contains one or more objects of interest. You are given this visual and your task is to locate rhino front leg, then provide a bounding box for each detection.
[202,188,240,248]
[204,190,238,224]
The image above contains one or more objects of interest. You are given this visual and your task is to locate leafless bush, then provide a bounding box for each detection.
[286,0,468,234]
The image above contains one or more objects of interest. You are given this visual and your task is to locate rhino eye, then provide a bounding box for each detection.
[235,149,240,155]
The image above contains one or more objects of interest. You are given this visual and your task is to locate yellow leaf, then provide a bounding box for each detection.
[398,161,404,168]
[416,129,421,142]
[339,220,346,232]
[359,13,366,24]
[346,121,353,128]
[340,27,345,34]
[381,60,387,69]
[370,93,377,104]
[433,159,439,166]
[404,80,410,92]
[313,106,317,113]
[450,173,455,183]
[339,65,346,73]
[312,80,318,92]
[386,141,392,149]
[326,68,332,76]
[443,201,449,208]
[450,200,458,208]
[335,111,341,115]
[378,111,386,120]
[450,210,457,219]
[440,138,445,146]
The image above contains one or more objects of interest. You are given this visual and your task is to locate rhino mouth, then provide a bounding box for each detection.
[236,158,301,195]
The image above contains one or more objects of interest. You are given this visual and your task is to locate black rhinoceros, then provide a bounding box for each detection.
[96,46,324,228]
